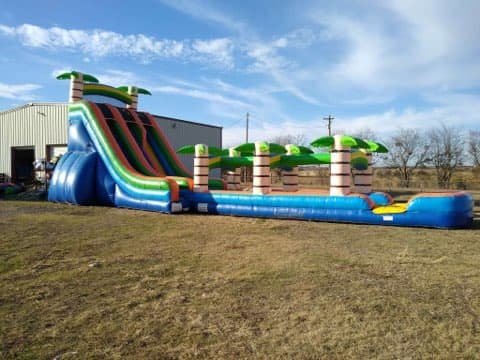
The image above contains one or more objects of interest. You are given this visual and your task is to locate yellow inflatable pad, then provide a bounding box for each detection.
[373,203,408,215]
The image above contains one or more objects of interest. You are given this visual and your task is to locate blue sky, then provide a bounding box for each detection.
[0,0,479,146]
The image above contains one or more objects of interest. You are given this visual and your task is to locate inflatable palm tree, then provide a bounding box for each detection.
[311,135,369,195]
[353,140,388,194]
[56,71,99,102]
[117,86,152,110]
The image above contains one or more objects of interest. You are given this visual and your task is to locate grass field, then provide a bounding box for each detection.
[1,196,479,359]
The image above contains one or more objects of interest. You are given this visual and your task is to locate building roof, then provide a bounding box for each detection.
[0,102,222,129]
[0,102,67,115]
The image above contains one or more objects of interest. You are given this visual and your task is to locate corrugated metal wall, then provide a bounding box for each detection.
[155,116,222,177]
[0,103,68,178]
[0,103,222,179]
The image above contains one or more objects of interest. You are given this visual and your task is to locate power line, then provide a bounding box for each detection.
[323,114,334,136]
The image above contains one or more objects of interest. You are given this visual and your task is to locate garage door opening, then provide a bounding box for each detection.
[11,147,34,184]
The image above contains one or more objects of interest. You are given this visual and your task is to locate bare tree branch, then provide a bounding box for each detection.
[468,130,480,167]
[427,123,465,188]
[270,134,307,146]
[386,128,429,188]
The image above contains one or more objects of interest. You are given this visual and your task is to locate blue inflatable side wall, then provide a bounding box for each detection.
[186,191,473,229]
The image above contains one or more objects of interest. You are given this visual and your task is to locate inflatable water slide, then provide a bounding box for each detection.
[49,72,474,229]
[48,72,223,212]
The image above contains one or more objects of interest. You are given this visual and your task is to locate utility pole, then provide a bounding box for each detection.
[323,114,334,136]
[246,112,249,143]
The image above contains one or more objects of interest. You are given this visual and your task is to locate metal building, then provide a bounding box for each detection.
[0,102,222,183]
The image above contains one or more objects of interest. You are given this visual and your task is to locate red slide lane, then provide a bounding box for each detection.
[126,108,166,176]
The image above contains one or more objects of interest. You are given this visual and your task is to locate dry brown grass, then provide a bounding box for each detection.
[1,199,479,359]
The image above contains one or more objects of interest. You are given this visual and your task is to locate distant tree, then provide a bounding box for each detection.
[427,123,465,188]
[350,127,377,142]
[270,134,307,146]
[468,130,480,167]
[386,128,430,188]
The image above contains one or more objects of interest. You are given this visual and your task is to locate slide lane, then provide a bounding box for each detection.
[103,104,192,190]
[71,101,180,203]
[99,104,159,177]
[123,108,166,175]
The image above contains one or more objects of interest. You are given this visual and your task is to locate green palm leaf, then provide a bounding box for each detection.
[286,144,314,155]
[340,136,369,148]
[310,136,334,148]
[364,140,388,153]
[234,142,286,154]
[207,147,228,156]
[117,86,129,93]
[117,86,152,96]
[177,145,228,156]
[56,71,98,83]
[82,74,99,83]
[176,144,196,154]
[311,135,369,149]
[234,143,255,153]
[137,87,152,95]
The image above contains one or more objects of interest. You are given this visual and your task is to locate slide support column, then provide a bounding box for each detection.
[330,135,351,196]
[69,73,83,102]
[354,151,373,194]
[282,144,299,192]
[253,141,271,195]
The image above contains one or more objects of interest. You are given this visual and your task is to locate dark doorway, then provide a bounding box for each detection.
[11,147,34,184]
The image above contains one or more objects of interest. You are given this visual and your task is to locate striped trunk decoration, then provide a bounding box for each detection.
[69,73,83,102]
[354,151,373,194]
[229,148,241,190]
[330,135,351,196]
[126,86,138,110]
[194,144,209,192]
[226,171,236,190]
[253,141,271,195]
[282,144,299,192]
[234,167,241,190]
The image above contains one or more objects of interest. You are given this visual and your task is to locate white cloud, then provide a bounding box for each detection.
[158,0,321,104]
[0,23,234,68]
[192,38,234,68]
[0,82,41,100]
[151,85,250,109]
[156,0,249,34]
[310,1,480,91]
[222,90,480,146]
[95,69,143,88]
